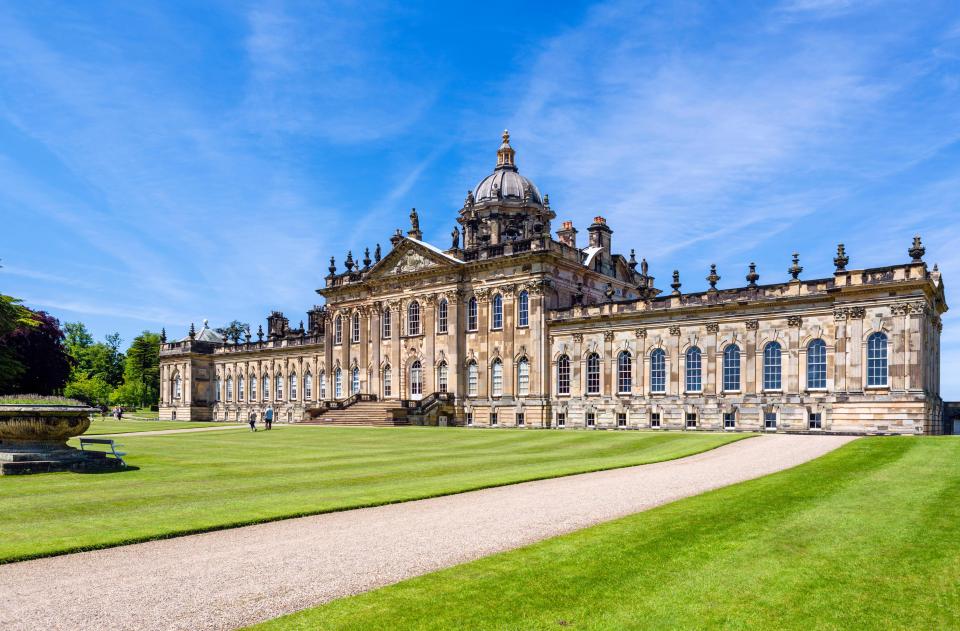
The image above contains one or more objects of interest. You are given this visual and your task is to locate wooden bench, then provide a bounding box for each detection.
[79,438,127,467]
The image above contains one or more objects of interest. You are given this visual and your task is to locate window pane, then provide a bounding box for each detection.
[492,360,503,396]
[468,298,478,330]
[557,355,570,395]
[723,345,740,391]
[807,339,827,389]
[617,352,632,394]
[763,342,782,390]
[438,300,448,333]
[650,349,666,393]
[518,291,529,327]
[867,333,888,386]
[685,347,702,392]
[518,359,529,395]
[468,363,478,396]
[492,295,503,329]
[587,353,600,394]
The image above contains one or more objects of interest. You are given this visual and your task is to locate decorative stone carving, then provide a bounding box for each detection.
[848,307,866,319]
[669,326,681,336]
[890,303,910,316]
[907,300,927,315]
[635,328,647,338]
[745,320,759,331]
[603,331,614,342]
[705,323,720,334]
[833,307,848,321]
[391,250,436,275]
[787,316,802,327]
[572,333,583,343]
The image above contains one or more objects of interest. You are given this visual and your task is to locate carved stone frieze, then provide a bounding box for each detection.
[848,306,866,319]
[572,333,583,343]
[635,328,647,338]
[833,307,848,321]
[745,320,759,331]
[705,322,720,334]
[603,331,614,342]
[669,326,681,336]
[787,316,802,327]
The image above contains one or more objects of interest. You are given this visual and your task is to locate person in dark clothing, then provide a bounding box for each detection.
[264,406,274,430]
[248,412,257,432]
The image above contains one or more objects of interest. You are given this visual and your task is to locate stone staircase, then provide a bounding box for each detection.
[302,400,410,427]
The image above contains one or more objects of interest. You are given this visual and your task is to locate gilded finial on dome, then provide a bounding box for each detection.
[496,129,516,170]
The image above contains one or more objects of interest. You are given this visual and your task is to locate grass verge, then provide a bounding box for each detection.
[82,419,237,435]
[252,436,960,631]
[0,427,746,563]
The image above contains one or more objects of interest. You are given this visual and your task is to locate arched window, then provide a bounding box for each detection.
[238,375,245,401]
[275,373,284,400]
[723,345,741,392]
[763,342,782,390]
[334,368,343,398]
[289,372,297,400]
[351,367,360,394]
[586,353,600,394]
[304,372,313,400]
[250,374,257,400]
[319,371,327,400]
[437,299,448,334]
[650,349,666,393]
[214,376,221,402]
[351,312,360,343]
[334,315,342,345]
[685,347,702,392]
[867,332,888,387]
[175,374,183,400]
[807,339,827,389]
[557,355,571,395]
[382,308,391,338]
[467,361,479,396]
[491,359,503,396]
[262,374,269,400]
[438,361,449,393]
[410,360,423,396]
[467,297,478,331]
[491,294,503,329]
[226,376,233,401]
[517,358,530,395]
[518,290,529,327]
[408,301,421,336]
[617,351,632,394]
[382,365,392,397]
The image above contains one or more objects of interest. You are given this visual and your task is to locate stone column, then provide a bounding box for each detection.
[424,297,436,393]
[390,301,401,397]
[448,292,461,396]
[603,331,614,396]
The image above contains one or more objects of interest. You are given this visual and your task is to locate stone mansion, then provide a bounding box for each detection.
[159,132,948,434]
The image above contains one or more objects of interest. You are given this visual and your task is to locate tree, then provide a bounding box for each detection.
[215,320,249,344]
[0,294,38,392]
[123,331,161,408]
[1,310,71,395]
[64,372,113,407]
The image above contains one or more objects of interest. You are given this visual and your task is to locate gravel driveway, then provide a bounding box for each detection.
[0,433,854,631]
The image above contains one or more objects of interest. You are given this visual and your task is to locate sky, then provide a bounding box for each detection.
[1,0,958,396]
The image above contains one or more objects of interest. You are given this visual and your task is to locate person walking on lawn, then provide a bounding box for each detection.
[264,405,274,430]
[248,412,257,432]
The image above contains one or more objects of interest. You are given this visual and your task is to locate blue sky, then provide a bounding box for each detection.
[1,0,959,396]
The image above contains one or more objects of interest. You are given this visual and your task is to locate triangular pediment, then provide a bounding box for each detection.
[366,238,462,280]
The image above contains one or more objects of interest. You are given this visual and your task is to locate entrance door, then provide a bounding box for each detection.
[410,360,423,400]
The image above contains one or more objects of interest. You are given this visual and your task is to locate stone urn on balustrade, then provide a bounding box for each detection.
[0,398,121,474]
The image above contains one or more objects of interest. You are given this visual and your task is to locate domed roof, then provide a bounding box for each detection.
[472,130,543,205]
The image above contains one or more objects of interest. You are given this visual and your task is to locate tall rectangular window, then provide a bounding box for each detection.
[650,412,661,428]
[490,412,498,426]
[807,339,827,389]
[557,356,571,395]
[491,294,503,330]
[517,359,530,396]
[723,345,741,392]
[467,298,478,331]
[617,352,632,394]
[557,412,566,427]
[686,412,697,429]
[516,412,525,427]
[466,412,474,426]
[351,313,360,343]
[383,367,392,397]
[586,353,600,394]
[437,299,448,333]
[468,363,478,396]
[617,412,626,427]
[685,347,702,392]
[650,350,666,393]
[276,375,283,401]
[518,291,529,327]
[587,412,596,427]
[867,333,888,387]
[382,309,391,338]
[764,343,782,390]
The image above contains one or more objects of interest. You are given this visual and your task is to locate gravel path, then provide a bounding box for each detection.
[0,434,854,631]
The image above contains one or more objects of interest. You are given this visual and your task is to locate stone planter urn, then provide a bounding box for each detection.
[0,404,120,474]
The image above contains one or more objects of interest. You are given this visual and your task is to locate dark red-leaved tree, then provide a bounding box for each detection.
[0,310,71,395]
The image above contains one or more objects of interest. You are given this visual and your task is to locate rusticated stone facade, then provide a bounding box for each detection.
[159,132,948,434]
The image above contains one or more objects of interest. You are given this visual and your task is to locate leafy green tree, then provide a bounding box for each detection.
[64,372,113,407]
[1,310,71,395]
[123,331,161,408]
[63,322,125,389]
[215,320,249,344]
[0,294,37,391]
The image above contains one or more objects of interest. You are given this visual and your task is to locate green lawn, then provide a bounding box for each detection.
[253,436,960,631]
[0,427,746,563]
[83,419,238,435]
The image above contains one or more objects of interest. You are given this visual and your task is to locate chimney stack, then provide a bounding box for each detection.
[556,220,578,248]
